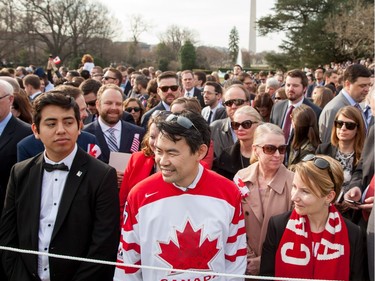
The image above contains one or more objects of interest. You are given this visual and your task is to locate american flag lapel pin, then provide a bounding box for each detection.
[76,171,82,177]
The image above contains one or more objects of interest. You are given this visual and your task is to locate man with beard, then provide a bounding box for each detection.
[84,84,145,184]
[270,69,321,165]
[140,71,181,128]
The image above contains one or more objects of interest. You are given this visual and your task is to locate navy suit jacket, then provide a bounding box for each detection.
[83,120,145,163]
[17,131,100,162]
[0,116,32,214]
[140,101,167,128]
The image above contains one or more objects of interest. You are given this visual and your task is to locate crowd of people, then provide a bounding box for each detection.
[0,53,373,281]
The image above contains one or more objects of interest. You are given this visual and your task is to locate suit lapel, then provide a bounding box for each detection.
[119,122,133,152]
[27,155,44,250]
[0,116,16,151]
[51,149,88,240]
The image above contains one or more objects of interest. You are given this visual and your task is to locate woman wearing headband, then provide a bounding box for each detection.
[260,154,364,281]
[233,123,294,275]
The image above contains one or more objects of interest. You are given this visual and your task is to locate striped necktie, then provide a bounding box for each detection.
[106,128,119,152]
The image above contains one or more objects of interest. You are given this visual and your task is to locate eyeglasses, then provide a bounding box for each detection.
[334,120,358,130]
[86,100,97,106]
[0,94,10,100]
[159,85,179,92]
[103,76,116,81]
[231,120,257,130]
[256,144,288,155]
[302,154,336,190]
[165,114,199,132]
[125,107,141,113]
[224,99,245,107]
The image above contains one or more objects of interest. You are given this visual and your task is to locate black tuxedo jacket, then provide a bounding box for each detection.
[192,87,205,108]
[0,116,32,214]
[83,120,145,163]
[0,148,119,281]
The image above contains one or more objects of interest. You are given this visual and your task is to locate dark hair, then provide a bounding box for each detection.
[343,64,372,83]
[291,104,320,150]
[12,89,33,123]
[123,97,145,125]
[194,71,206,85]
[68,70,80,78]
[157,71,178,85]
[254,93,274,112]
[135,75,149,89]
[205,81,223,95]
[23,74,41,89]
[171,97,202,114]
[54,84,83,100]
[157,111,211,154]
[324,69,338,79]
[79,78,102,96]
[105,68,123,86]
[80,69,90,80]
[33,91,80,132]
[312,86,334,109]
[286,69,308,88]
[238,72,252,83]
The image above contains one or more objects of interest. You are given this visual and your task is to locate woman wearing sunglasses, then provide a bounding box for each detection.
[123,97,145,126]
[260,154,364,280]
[233,123,294,275]
[288,104,320,167]
[212,105,262,180]
[316,106,365,205]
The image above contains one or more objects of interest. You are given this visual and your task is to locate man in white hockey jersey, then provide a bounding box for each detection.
[114,111,247,281]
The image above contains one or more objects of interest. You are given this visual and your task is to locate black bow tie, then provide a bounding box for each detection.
[43,162,69,172]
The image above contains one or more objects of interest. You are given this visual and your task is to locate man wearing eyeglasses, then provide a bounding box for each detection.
[201,81,226,124]
[210,84,250,158]
[140,71,180,128]
[114,111,247,280]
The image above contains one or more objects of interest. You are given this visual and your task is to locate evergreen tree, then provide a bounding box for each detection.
[228,27,239,64]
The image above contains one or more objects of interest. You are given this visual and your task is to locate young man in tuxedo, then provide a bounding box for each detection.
[0,92,119,281]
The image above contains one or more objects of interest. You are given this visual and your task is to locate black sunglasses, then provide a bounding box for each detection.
[224,99,245,107]
[302,154,336,190]
[231,120,257,130]
[86,100,97,106]
[125,107,141,113]
[334,120,358,130]
[159,85,179,92]
[257,144,287,155]
[103,76,116,80]
[165,114,199,132]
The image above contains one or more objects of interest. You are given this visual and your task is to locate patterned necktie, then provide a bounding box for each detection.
[283,105,294,142]
[106,128,119,152]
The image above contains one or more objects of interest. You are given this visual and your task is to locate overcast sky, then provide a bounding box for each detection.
[96,0,283,53]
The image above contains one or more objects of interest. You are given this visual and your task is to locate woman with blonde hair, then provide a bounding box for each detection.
[260,154,364,280]
[234,123,293,275]
[213,105,262,179]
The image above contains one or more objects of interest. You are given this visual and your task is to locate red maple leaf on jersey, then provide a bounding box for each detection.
[157,220,219,270]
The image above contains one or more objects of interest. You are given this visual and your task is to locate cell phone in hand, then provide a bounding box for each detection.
[344,199,362,205]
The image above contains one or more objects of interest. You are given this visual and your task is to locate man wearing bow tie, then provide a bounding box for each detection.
[0,92,119,281]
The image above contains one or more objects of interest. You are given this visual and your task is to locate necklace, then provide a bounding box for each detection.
[338,150,354,160]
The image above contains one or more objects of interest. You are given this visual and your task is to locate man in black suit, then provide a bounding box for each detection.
[140,71,181,128]
[0,92,119,281]
[0,80,32,214]
[181,70,205,108]
[270,69,321,166]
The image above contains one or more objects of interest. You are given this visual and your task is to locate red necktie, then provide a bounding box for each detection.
[283,105,294,142]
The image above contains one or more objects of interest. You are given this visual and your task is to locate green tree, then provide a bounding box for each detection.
[228,26,239,64]
[257,0,374,68]
[179,40,196,70]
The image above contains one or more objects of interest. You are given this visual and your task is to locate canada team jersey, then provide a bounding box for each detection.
[114,168,247,281]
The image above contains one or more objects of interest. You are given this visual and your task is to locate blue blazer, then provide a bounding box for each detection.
[83,120,145,163]
[17,131,100,162]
